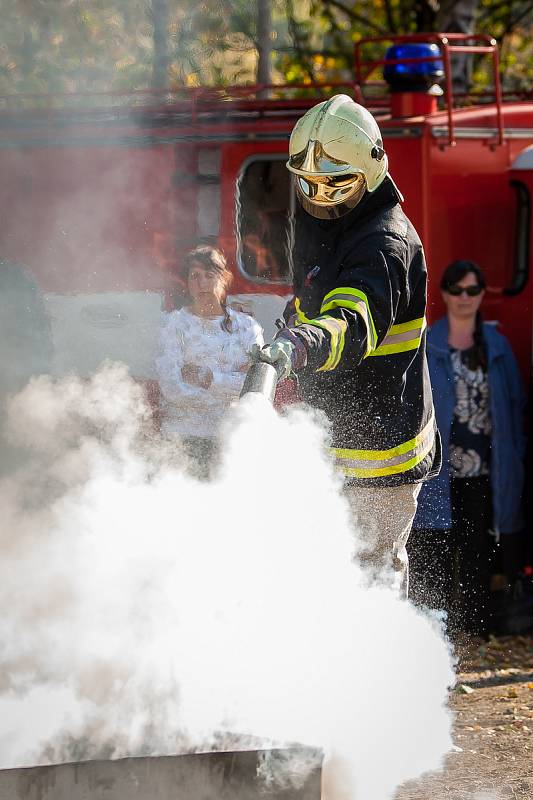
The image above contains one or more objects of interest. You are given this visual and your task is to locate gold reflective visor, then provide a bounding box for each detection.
[296,173,365,206]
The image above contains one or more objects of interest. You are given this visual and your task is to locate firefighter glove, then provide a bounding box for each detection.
[252,331,307,379]
[251,340,293,380]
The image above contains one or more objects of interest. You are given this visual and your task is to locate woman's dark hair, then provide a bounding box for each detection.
[440,259,487,293]
[181,245,234,332]
[441,259,487,369]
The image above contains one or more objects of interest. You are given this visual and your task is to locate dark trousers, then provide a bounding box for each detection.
[409,476,494,637]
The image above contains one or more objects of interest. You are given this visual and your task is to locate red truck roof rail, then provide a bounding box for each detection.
[0,81,361,122]
[183,81,362,120]
[354,32,504,148]
[0,33,518,145]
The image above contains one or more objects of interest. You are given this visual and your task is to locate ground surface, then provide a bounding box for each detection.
[395,636,533,799]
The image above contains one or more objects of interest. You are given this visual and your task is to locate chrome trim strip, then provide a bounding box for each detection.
[0,132,292,149]
[0,126,422,149]
[432,127,533,140]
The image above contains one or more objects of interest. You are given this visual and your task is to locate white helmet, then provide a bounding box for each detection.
[286,94,390,219]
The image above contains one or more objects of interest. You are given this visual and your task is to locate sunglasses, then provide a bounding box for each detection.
[446,284,483,297]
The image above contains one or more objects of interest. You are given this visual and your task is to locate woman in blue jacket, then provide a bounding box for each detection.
[411,260,526,637]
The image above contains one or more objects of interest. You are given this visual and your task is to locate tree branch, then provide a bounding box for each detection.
[506,5,533,30]
[497,10,533,44]
[286,0,317,82]
[220,1,255,44]
[478,0,531,22]
[275,44,351,59]
[318,0,388,35]
[383,0,398,33]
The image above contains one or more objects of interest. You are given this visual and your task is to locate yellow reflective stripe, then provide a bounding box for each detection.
[294,298,347,371]
[338,436,434,478]
[368,317,426,357]
[331,415,434,478]
[333,415,434,461]
[320,287,377,356]
[388,317,425,335]
[294,297,311,324]
[314,316,347,372]
[369,339,420,356]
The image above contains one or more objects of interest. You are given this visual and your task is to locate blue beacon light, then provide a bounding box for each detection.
[384,43,444,92]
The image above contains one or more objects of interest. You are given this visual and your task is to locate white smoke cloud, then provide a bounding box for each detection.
[0,363,455,799]
[472,794,503,800]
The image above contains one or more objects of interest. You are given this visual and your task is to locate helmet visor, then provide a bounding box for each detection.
[295,173,367,220]
[296,173,365,207]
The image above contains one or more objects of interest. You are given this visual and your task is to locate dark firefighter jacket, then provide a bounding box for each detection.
[283,177,441,487]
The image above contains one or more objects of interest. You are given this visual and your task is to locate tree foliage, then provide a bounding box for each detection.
[280,0,532,92]
[0,0,530,95]
[0,0,155,94]
[0,0,294,93]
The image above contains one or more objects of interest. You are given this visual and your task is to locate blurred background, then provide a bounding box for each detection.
[1,0,531,97]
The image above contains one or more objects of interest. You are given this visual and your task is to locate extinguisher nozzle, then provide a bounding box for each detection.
[239,361,280,403]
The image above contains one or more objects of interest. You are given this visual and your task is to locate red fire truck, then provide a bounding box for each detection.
[1,33,532,389]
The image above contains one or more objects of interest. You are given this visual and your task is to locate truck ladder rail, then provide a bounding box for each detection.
[354,32,504,147]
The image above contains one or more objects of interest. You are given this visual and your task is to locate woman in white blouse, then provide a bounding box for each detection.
[156,245,263,475]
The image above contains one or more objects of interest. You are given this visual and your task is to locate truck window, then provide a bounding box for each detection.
[236,157,293,284]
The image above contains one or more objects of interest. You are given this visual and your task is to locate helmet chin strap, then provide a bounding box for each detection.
[296,179,367,220]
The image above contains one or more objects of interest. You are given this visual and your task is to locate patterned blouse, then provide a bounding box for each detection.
[449,346,492,479]
[156,306,264,438]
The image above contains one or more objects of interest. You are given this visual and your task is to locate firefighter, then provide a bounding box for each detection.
[257,94,440,596]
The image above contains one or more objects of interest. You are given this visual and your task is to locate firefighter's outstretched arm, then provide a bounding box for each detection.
[262,242,405,375]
